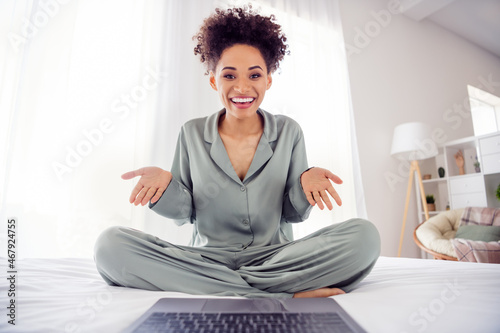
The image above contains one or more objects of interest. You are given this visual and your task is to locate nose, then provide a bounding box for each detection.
[234,77,251,93]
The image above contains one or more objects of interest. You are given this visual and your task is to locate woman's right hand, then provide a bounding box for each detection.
[121,167,173,206]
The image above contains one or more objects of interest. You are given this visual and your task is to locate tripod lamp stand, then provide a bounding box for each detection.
[390,122,438,257]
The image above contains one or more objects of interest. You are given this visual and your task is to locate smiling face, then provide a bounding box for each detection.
[209,44,272,121]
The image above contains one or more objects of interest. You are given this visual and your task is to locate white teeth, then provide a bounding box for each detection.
[231,97,254,103]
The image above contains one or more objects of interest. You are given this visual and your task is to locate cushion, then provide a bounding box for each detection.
[451,239,500,263]
[454,225,500,242]
[415,209,464,258]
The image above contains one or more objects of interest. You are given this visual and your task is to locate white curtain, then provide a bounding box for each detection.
[0,0,365,258]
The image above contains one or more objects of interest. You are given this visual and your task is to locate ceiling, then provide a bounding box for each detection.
[400,0,500,58]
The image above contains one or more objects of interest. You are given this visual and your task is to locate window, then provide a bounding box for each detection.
[468,85,500,136]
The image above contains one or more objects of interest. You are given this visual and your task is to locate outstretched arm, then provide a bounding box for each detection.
[300,167,343,210]
[122,166,173,206]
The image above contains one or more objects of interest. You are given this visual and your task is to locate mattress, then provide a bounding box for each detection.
[1,256,499,332]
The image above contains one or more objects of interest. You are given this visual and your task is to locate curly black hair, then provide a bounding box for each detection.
[193,5,289,75]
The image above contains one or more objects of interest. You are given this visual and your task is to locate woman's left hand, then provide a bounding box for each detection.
[300,167,342,210]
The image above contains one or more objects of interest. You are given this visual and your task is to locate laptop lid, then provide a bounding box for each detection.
[123,297,366,333]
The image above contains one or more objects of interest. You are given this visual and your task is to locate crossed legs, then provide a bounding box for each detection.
[94,219,380,298]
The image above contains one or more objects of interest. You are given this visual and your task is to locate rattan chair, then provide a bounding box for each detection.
[413,209,464,261]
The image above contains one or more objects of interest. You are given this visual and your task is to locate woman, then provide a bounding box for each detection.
[94,6,380,298]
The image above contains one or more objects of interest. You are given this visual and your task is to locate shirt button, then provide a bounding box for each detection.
[240,186,246,192]
[242,219,249,225]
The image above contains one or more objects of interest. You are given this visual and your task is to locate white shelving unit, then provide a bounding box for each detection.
[414,131,500,258]
[415,131,500,225]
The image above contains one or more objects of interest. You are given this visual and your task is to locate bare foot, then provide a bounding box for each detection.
[293,288,345,298]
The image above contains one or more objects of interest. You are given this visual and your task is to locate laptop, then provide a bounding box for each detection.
[122,297,366,333]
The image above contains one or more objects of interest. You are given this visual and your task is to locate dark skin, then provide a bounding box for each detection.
[122,44,345,298]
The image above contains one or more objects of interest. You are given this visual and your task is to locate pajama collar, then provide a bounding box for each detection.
[203,108,278,184]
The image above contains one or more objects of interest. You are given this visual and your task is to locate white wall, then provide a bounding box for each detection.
[339,0,500,257]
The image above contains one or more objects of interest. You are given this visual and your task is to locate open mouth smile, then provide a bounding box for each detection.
[231,97,255,103]
[230,97,256,109]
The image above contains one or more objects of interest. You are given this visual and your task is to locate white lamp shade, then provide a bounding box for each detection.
[390,122,438,161]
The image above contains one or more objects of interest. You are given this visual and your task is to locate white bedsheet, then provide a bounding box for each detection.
[1,256,499,333]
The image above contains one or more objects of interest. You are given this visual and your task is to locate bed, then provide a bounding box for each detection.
[2,256,499,333]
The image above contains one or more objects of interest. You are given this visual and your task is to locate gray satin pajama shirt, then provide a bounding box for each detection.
[94,109,380,298]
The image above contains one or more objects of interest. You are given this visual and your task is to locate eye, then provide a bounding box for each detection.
[250,73,261,79]
[223,74,235,79]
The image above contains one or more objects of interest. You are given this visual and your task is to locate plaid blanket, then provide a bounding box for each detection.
[453,207,500,263]
[459,207,500,227]
[452,239,500,263]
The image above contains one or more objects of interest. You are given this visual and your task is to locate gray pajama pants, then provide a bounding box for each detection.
[94,218,380,298]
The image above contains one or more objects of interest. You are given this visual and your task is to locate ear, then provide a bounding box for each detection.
[209,71,218,91]
[266,74,272,90]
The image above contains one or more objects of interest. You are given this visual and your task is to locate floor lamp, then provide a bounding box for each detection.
[390,122,438,257]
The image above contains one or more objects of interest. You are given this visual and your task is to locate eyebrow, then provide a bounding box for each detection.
[221,66,263,71]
